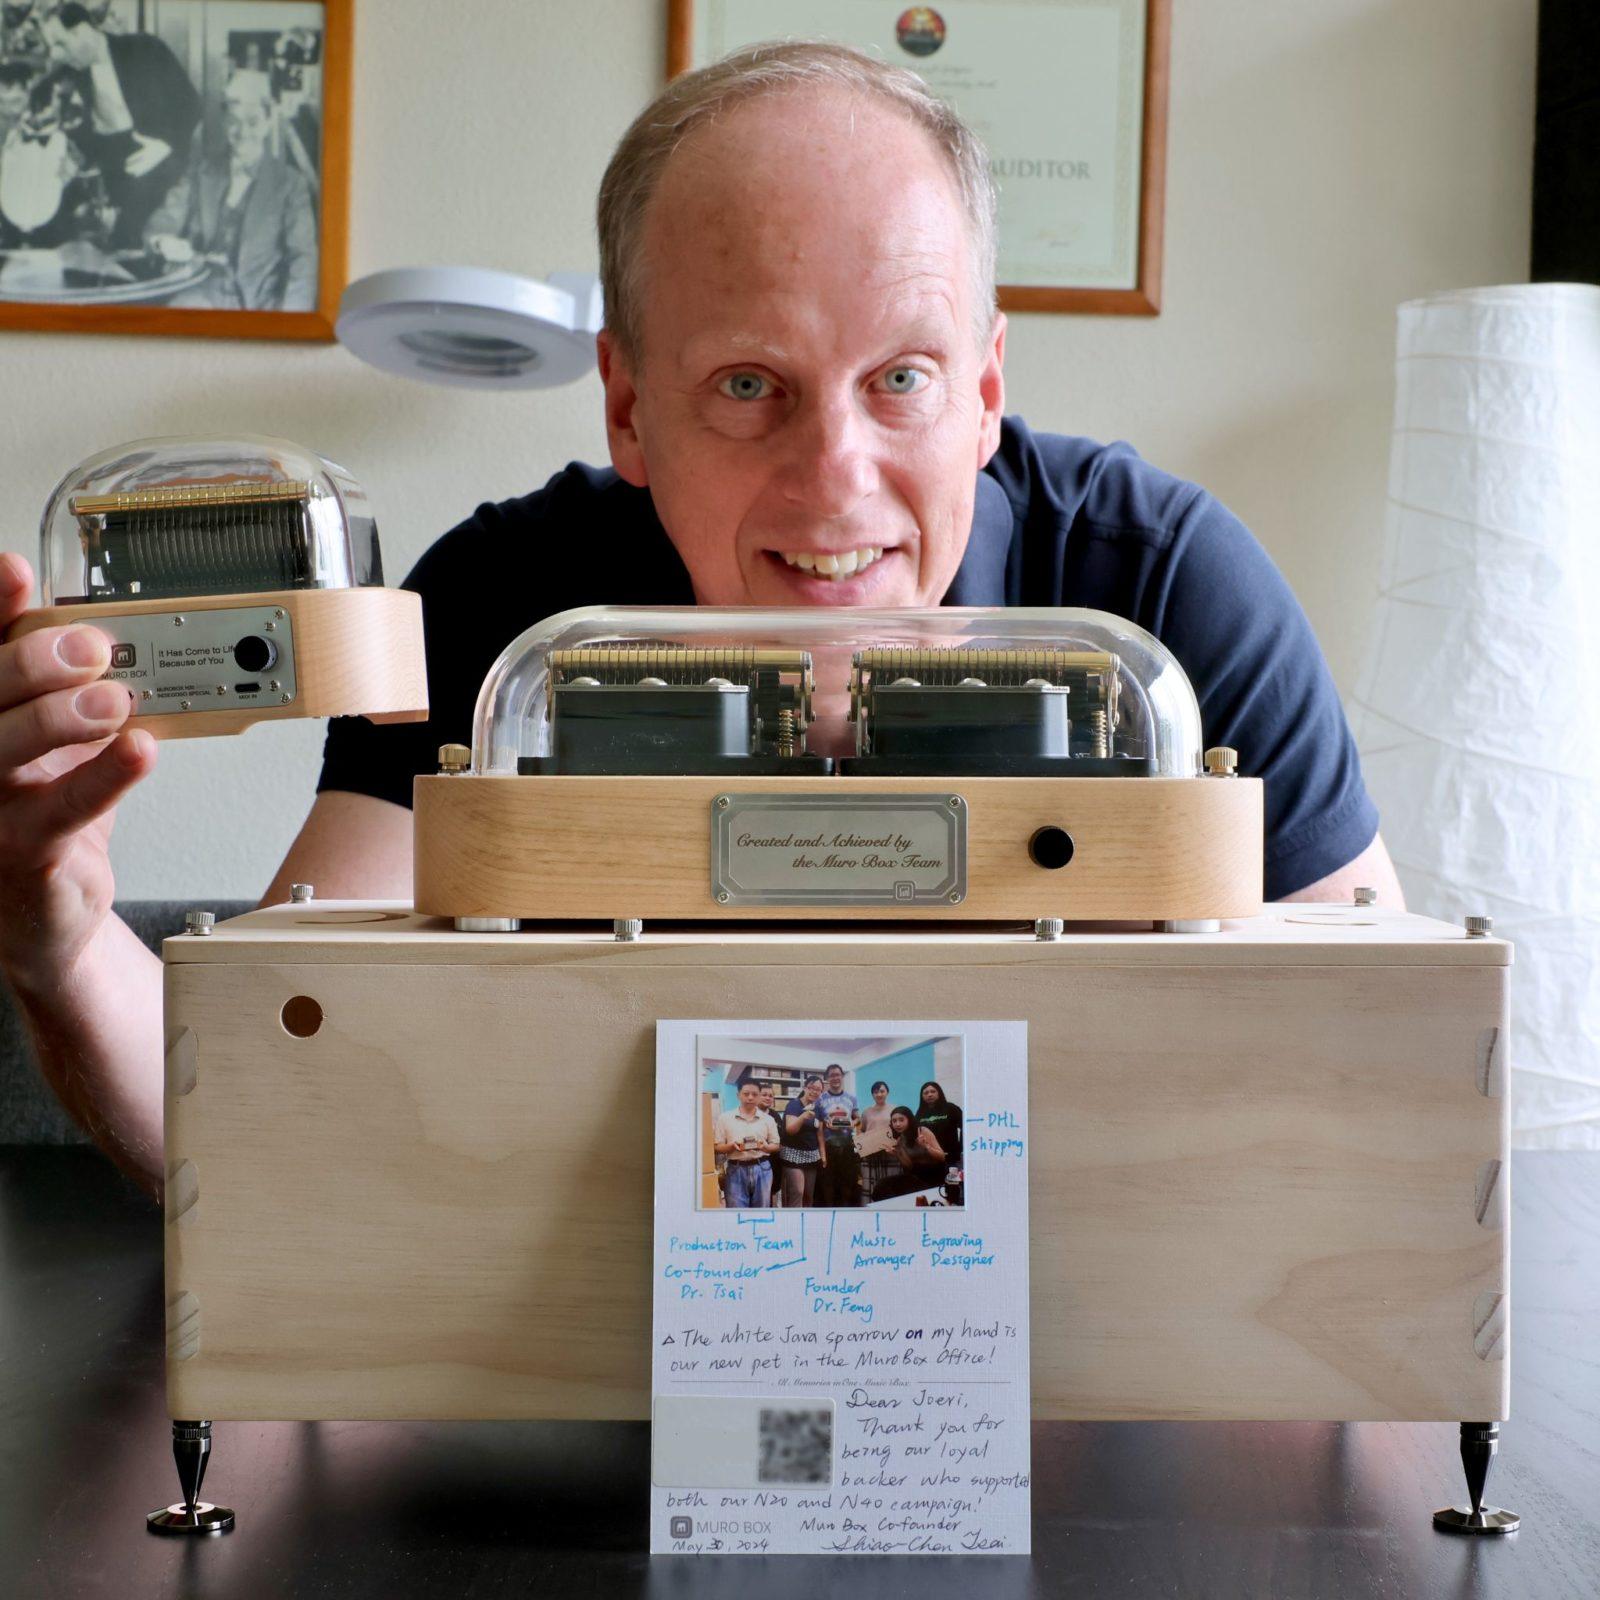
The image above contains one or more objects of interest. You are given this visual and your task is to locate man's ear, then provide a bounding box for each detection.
[975,312,1007,469]
[597,329,649,488]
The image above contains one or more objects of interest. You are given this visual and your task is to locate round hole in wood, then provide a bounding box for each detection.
[280,995,323,1038]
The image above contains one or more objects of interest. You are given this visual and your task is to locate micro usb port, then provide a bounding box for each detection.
[234,683,261,694]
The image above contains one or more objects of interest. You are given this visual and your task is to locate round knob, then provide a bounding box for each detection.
[1465,915,1494,938]
[233,635,278,674]
[1028,826,1075,870]
[1353,886,1377,906]
[185,910,215,937]
[290,883,314,904]
[437,743,472,774]
[1204,746,1239,776]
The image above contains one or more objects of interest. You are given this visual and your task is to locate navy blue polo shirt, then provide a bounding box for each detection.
[319,416,1378,899]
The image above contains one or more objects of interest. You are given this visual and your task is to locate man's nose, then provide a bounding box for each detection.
[780,394,878,518]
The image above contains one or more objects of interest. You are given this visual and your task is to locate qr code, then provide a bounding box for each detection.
[758,1406,833,1484]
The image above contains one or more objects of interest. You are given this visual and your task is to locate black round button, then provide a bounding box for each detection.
[233,635,277,674]
[1028,826,1075,870]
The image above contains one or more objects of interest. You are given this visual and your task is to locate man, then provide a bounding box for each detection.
[813,1065,861,1209]
[39,0,196,246]
[713,1081,778,1209]
[146,72,317,311]
[0,41,1401,1196]
[754,1083,783,1206]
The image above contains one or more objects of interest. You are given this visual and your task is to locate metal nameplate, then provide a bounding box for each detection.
[711,792,967,907]
[98,604,297,716]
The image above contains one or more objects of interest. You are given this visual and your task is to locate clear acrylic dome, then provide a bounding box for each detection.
[39,434,383,605]
[471,606,1204,777]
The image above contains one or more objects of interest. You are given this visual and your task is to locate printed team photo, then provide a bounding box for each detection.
[696,1033,966,1212]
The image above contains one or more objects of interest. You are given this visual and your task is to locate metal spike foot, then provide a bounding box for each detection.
[147,1420,235,1537]
[1433,1422,1519,1535]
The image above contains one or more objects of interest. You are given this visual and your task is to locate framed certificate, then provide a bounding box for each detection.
[668,0,1169,315]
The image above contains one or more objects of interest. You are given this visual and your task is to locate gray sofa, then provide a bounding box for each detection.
[0,901,252,1144]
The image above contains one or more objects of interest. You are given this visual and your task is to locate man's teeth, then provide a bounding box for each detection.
[779,547,884,580]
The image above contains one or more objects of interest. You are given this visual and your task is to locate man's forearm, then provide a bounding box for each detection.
[11,913,164,1195]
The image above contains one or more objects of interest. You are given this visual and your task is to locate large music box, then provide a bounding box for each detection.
[6,435,427,738]
[414,605,1261,927]
[153,607,1513,1542]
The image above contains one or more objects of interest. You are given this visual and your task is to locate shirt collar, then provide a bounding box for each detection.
[942,469,1014,606]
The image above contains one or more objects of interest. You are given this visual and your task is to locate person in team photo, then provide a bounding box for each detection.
[776,1074,828,1209]
[713,1079,779,1209]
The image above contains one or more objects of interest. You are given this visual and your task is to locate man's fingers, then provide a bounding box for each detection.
[0,552,33,633]
[0,621,113,715]
[12,728,156,847]
[0,679,133,774]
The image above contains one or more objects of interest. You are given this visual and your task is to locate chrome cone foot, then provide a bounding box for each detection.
[147,1419,235,1536]
[1433,1421,1518,1536]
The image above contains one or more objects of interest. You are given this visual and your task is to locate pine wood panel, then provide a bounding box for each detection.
[163,920,1507,1425]
[412,773,1264,921]
[9,587,427,738]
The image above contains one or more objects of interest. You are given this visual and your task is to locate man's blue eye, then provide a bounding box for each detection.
[881,367,927,394]
[721,373,769,401]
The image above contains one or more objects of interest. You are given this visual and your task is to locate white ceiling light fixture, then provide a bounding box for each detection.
[336,267,603,391]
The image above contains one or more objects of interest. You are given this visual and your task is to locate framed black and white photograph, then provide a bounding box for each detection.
[0,0,349,339]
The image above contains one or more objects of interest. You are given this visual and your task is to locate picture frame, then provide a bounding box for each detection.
[668,0,1169,316]
[0,0,351,341]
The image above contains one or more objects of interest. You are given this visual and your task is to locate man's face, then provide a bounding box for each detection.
[0,78,27,122]
[41,17,97,69]
[826,1068,844,1091]
[738,1083,759,1110]
[225,100,270,166]
[599,87,1005,608]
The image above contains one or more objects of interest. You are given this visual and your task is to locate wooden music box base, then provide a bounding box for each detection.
[412,773,1264,922]
[8,587,427,738]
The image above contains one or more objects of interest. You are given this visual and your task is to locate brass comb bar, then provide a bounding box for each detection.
[70,480,313,518]
[851,646,1113,684]
[551,646,811,683]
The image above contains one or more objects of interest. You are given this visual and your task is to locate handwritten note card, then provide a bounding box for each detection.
[651,1019,1030,1555]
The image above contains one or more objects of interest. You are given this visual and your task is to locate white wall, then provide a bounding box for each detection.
[0,0,1536,900]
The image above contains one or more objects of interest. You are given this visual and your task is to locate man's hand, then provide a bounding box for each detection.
[0,554,156,993]
[123,133,172,178]
[148,232,194,265]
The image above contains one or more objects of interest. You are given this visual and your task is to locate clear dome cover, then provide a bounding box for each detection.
[472,606,1203,778]
[39,434,383,605]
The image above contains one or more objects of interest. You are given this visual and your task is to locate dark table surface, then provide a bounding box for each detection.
[1,1147,1596,1600]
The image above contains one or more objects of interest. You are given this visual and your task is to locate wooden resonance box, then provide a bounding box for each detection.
[162,902,1508,1428]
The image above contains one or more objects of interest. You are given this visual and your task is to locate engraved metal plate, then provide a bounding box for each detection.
[711,793,966,907]
[99,605,296,715]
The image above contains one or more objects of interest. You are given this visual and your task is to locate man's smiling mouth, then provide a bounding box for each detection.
[775,546,885,580]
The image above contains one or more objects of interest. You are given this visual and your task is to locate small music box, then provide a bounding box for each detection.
[6,435,428,738]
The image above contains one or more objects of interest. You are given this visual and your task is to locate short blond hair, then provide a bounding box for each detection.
[597,40,998,362]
